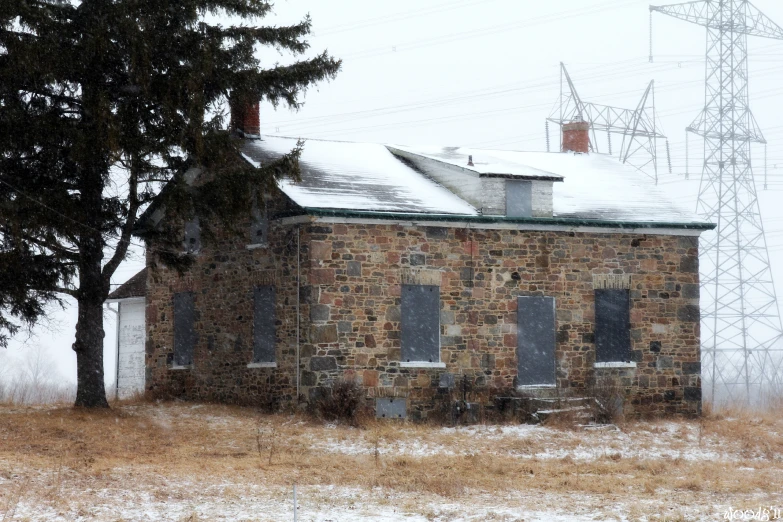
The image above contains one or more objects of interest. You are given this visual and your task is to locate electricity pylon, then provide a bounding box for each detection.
[546,62,669,183]
[651,0,783,405]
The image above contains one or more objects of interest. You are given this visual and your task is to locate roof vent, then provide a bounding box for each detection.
[467,155,474,167]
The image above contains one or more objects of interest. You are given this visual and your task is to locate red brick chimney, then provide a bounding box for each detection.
[230,98,260,138]
[562,121,590,153]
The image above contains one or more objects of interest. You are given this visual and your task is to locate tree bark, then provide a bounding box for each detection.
[72,34,112,408]
[73,250,110,408]
[73,294,109,408]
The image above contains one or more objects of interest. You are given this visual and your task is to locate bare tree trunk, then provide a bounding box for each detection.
[73,295,109,408]
[73,74,111,408]
[73,235,109,408]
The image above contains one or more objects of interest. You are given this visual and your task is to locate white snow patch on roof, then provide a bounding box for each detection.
[543,152,702,223]
[389,144,707,224]
[388,144,566,179]
[241,137,478,215]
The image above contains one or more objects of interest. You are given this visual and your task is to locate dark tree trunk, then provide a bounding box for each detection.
[73,246,110,408]
[73,295,109,408]
[72,65,112,408]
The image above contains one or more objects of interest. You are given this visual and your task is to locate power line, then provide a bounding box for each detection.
[313,0,504,37]
[263,61,783,142]
[339,0,638,61]
[262,57,662,130]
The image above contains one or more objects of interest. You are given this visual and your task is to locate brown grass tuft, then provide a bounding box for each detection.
[1,401,782,519]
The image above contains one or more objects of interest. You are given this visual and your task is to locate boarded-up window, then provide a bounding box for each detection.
[253,285,276,363]
[250,200,268,246]
[594,289,632,362]
[506,180,532,218]
[173,292,195,366]
[517,296,556,386]
[401,284,440,363]
[183,217,201,253]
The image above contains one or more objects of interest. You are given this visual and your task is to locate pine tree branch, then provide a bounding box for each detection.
[53,286,77,298]
[1,229,80,261]
[253,51,342,108]
[194,0,273,19]
[23,236,80,260]
[19,88,82,108]
[102,157,141,284]
[222,18,312,54]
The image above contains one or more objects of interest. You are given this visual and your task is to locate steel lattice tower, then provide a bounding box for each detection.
[651,0,783,405]
[546,62,669,183]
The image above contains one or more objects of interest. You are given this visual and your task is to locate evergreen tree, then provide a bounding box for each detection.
[0,0,340,407]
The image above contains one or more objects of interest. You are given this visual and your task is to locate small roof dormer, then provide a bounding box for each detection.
[386,145,562,218]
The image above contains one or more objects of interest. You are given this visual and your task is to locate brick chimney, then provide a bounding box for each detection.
[230,98,260,138]
[562,121,589,153]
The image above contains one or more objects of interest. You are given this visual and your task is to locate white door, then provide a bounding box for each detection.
[117,300,146,398]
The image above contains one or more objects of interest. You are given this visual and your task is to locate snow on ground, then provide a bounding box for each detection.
[1,403,781,521]
[313,421,744,463]
[4,471,770,522]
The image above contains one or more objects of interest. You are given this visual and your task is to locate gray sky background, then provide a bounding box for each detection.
[8,0,783,384]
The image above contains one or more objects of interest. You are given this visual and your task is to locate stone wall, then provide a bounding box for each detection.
[145,195,304,408]
[297,223,701,418]
[146,213,702,417]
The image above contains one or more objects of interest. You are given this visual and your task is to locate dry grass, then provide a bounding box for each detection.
[0,377,75,406]
[0,401,781,520]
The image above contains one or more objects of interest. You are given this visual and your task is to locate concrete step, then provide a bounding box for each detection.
[529,396,593,411]
[494,395,596,424]
[533,405,592,424]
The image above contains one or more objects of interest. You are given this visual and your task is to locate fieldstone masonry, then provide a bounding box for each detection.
[146,204,702,417]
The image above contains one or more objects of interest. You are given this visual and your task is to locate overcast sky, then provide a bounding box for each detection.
[9,0,783,384]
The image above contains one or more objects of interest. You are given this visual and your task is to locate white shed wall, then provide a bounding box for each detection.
[117,300,146,398]
[531,181,554,217]
[481,178,506,215]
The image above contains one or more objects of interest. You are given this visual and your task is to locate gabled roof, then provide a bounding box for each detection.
[241,136,478,216]
[107,268,147,300]
[241,136,708,228]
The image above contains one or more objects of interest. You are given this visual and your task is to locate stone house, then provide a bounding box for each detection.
[107,109,714,418]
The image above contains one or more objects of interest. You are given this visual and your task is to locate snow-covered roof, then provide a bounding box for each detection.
[240,136,707,227]
[107,268,147,300]
[387,144,565,180]
[541,152,700,223]
[388,145,703,225]
[240,137,478,215]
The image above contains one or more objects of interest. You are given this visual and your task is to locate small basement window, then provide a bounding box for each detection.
[506,180,532,218]
[172,292,196,368]
[400,284,443,367]
[183,217,201,254]
[594,288,632,363]
[250,285,276,367]
[375,398,407,419]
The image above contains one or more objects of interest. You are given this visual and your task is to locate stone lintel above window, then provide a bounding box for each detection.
[400,362,446,369]
[594,362,637,369]
[247,362,277,369]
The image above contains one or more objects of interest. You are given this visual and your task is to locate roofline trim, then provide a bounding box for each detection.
[478,173,564,181]
[277,208,715,232]
[105,297,146,304]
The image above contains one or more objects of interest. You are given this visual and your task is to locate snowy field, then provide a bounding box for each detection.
[0,402,781,521]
